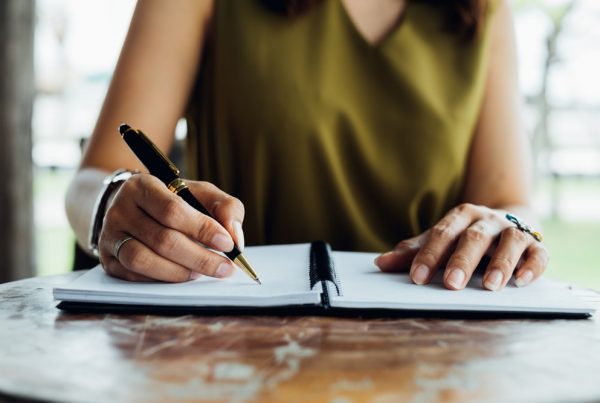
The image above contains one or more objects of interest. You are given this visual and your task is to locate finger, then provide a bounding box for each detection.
[187,181,246,250]
[483,226,531,291]
[375,232,427,273]
[443,219,502,290]
[126,207,236,277]
[122,174,235,252]
[103,235,190,282]
[101,256,155,282]
[410,203,481,285]
[103,234,235,282]
[514,242,549,287]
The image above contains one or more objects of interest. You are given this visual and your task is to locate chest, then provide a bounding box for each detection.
[206,0,489,162]
[340,0,407,45]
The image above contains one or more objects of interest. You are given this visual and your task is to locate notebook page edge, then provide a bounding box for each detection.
[53,243,318,307]
[329,250,596,315]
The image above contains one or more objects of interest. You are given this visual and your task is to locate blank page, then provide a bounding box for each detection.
[330,251,595,315]
[54,244,321,307]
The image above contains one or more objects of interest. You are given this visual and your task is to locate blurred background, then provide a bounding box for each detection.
[1,0,598,287]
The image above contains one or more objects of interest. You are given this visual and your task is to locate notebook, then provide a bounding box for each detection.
[54,241,597,318]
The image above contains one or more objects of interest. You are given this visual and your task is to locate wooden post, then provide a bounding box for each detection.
[0,0,35,282]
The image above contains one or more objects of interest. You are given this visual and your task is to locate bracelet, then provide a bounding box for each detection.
[88,169,135,256]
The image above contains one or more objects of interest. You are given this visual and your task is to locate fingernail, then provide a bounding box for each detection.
[412,264,430,285]
[233,220,245,251]
[447,268,466,289]
[215,263,234,278]
[189,271,202,281]
[515,269,533,287]
[212,233,234,252]
[484,269,504,291]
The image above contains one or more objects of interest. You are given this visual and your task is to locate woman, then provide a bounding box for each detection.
[66,0,548,291]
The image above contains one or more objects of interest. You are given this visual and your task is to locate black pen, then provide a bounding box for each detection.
[118,123,261,284]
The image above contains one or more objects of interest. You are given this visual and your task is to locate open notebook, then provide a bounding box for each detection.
[54,242,596,318]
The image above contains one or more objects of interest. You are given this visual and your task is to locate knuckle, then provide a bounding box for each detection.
[505,226,528,242]
[437,215,455,228]
[395,240,417,251]
[211,197,227,215]
[223,196,244,214]
[125,248,151,271]
[153,229,179,254]
[430,225,454,242]
[191,252,214,274]
[415,247,438,265]
[195,217,217,241]
[449,253,473,268]
[489,254,514,272]
[161,198,184,223]
[455,203,474,214]
[485,211,500,221]
[464,226,487,242]
[211,195,241,217]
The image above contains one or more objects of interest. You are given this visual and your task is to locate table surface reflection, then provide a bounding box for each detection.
[1,272,599,403]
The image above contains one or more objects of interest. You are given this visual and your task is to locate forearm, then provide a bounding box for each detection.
[65,167,110,252]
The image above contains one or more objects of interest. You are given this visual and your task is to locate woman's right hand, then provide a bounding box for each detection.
[98,173,245,282]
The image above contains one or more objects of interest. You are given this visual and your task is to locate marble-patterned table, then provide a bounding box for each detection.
[1,272,599,402]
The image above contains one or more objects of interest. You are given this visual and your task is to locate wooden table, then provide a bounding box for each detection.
[1,273,600,403]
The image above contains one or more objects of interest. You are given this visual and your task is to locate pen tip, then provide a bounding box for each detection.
[256,278,262,285]
[118,123,131,135]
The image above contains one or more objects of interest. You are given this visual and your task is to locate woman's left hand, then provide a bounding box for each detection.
[374,203,549,291]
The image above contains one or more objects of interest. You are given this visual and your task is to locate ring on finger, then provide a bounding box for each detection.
[113,236,135,260]
[505,213,543,242]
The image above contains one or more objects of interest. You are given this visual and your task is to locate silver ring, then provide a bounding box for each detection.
[113,236,134,260]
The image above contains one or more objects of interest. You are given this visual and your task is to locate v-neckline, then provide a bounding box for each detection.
[336,0,411,49]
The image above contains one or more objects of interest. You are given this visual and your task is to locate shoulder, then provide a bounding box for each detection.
[132,0,216,29]
[488,0,515,40]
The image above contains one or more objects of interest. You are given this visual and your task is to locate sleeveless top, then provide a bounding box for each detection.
[186,0,496,252]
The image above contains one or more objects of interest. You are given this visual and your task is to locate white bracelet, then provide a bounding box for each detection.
[87,169,134,256]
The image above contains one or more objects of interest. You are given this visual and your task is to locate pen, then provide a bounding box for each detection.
[118,123,261,285]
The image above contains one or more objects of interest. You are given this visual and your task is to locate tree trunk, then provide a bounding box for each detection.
[0,0,35,282]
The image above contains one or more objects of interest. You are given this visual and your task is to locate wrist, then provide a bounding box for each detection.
[88,169,135,256]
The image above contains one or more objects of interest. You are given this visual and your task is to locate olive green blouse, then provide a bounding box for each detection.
[186,0,496,252]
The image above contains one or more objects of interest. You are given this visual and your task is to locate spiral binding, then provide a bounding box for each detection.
[309,241,341,308]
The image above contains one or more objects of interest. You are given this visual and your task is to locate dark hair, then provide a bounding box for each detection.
[262,0,487,41]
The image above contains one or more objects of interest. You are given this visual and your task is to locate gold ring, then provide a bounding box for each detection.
[113,236,134,260]
[167,178,188,195]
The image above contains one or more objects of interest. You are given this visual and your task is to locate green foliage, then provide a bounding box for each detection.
[542,218,600,289]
